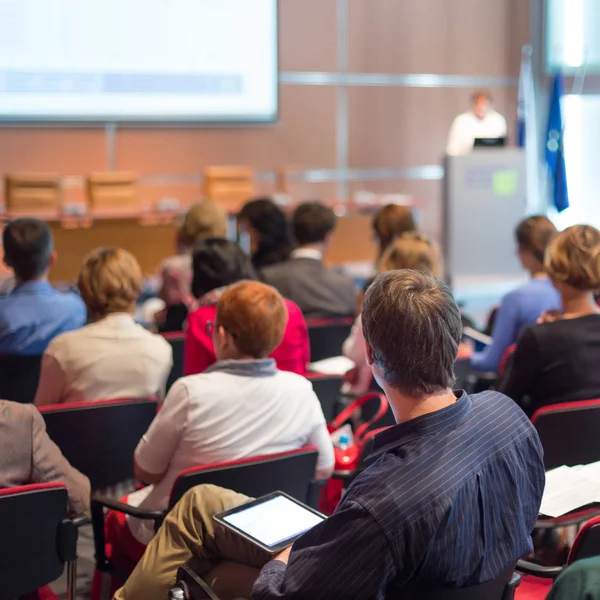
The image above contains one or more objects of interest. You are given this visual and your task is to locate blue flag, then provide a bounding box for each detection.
[545,75,569,212]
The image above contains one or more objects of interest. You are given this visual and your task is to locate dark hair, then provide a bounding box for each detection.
[292,202,336,246]
[191,238,257,299]
[362,270,461,398]
[372,204,417,258]
[515,215,557,264]
[2,218,54,281]
[238,198,292,269]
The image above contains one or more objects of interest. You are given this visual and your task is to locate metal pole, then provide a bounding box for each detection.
[336,0,349,201]
[105,122,117,171]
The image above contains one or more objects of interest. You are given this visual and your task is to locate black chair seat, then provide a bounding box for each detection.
[0,354,42,403]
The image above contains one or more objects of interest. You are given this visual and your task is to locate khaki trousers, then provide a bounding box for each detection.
[113,484,271,600]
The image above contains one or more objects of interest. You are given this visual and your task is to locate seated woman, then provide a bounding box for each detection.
[500,225,600,415]
[0,399,90,517]
[117,280,334,558]
[237,197,293,271]
[184,238,309,375]
[35,248,173,406]
[156,198,227,332]
[471,215,560,373]
[372,204,418,262]
[343,232,440,394]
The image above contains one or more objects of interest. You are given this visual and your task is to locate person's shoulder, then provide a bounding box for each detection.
[283,298,304,318]
[469,389,532,429]
[274,369,313,389]
[0,399,37,429]
[261,260,291,277]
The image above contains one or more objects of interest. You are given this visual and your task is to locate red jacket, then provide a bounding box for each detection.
[184,299,310,376]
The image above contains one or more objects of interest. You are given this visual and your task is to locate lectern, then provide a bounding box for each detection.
[444,149,527,297]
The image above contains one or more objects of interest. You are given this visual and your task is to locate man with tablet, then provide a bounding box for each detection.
[116,270,545,600]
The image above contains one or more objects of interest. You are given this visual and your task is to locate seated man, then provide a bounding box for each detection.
[0,218,86,355]
[115,270,545,600]
[260,202,356,319]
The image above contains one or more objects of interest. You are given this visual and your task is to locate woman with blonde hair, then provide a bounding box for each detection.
[156,198,227,331]
[343,232,439,394]
[35,247,173,405]
[500,224,600,414]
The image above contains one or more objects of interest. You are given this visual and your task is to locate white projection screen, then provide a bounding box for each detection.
[0,0,278,123]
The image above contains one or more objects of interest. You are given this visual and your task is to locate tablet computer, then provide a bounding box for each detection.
[214,491,326,554]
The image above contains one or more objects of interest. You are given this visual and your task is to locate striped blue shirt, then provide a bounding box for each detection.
[253,390,545,600]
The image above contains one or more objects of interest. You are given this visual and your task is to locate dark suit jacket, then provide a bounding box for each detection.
[260,257,356,319]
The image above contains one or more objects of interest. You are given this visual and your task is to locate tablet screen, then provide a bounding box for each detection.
[222,494,325,547]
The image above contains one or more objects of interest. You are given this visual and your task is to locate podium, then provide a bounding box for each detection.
[444,149,527,300]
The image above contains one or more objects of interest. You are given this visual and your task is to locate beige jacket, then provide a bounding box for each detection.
[0,400,90,517]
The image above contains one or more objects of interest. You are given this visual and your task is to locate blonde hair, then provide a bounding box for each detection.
[545,224,600,291]
[177,198,227,248]
[78,247,142,319]
[379,232,441,277]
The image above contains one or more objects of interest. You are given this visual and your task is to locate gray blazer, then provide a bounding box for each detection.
[0,400,90,517]
[261,257,357,319]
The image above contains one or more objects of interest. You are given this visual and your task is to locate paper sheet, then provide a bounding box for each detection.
[308,356,355,375]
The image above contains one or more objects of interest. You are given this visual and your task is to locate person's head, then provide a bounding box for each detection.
[362,270,462,400]
[176,198,227,252]
[191,238,257,300]
[2,218,56,282]
[212,280,288,361]
[472,90,492,120]
[515,215,558,274]
[237,198,292,268]
[78,247,142,320]
[545,225,600,300]
[378,232,440,277]
[292,202,336,248]
[372,204,417,258]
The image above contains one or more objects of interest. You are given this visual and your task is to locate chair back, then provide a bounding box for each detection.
[169,448,318,508]
[0,483,77,599]
[39,398,158,489]
[453,357,472,393]
[531,399,600,470]
[568,515,600,564]
[306,373,343,421]
[162,331,186,392]
[0,354,42,403]
[307,317,354,362]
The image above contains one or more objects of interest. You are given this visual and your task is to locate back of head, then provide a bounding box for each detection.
[191,238,257,299]
[545,224,600,291]
[379,232,440,277]
[372,204,417,257]
[515,215,557,264]
[178,198,227,248]
[292,202,335,246]
[238,197,292,267]
[362,270,461,398]
[78,247,142,320]
[217,281,288,358]
[3,218,53,281]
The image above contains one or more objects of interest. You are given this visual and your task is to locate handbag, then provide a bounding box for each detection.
[320,392,390,515]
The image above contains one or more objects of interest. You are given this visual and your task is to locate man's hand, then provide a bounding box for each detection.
[273,545,292,564]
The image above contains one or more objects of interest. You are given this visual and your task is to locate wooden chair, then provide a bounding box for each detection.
[5,173,62,215]
[203,166,255,213]
[86,172,139,215]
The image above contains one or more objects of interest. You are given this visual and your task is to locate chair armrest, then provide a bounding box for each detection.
[92,495,165,520]
[516,559,563,579]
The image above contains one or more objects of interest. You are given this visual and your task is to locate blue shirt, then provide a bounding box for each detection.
[253,390,545,600]
[471,278,561,372]
[0,281,87,355]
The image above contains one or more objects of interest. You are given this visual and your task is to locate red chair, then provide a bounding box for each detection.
[90,448,321,599]
[516,515,600,599]
[161,331,186,392]
[0,483,79,600]
[498,344,517,376]
[305,372,343,421]
[306,317,354,362]
[38,398,158,490]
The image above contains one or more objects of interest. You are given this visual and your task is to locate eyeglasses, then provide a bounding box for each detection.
[205,320,237,339]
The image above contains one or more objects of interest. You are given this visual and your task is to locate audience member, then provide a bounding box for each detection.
[156,198,227,332]
[343,232,440,394]
[115,270,544,600]
[237,198,293,270]
[0,218,86,355]
[0,400,90,517]
[35,248,172,406]
[372,203,418,260]
[184,239,309,376]
[115,281,333,558]
[471,216,560,372]
[261,202,356,318]
[546,556,600,600]
[500,224,600,414]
